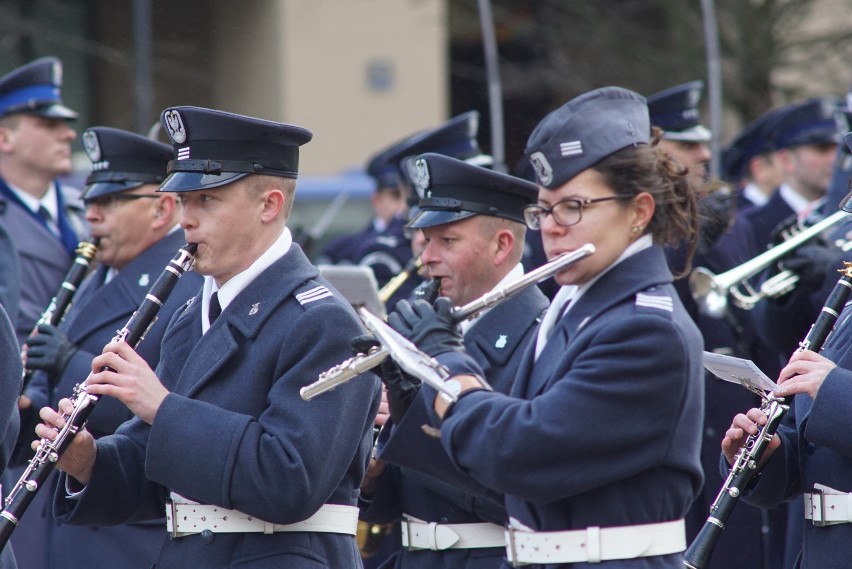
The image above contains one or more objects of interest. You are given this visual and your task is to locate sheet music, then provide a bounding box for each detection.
[703,351,778,393]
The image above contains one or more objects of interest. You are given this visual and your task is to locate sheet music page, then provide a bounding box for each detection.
[703,351,778,392]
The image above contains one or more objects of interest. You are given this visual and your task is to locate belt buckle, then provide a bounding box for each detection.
[401,516,413,550]
[812,487,828,527]
[505,525,526,567]
[167,500,178,538]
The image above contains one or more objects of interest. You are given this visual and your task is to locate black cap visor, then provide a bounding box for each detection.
[84,180,146,200]
[158,171,248,192]
[20,102,78,121]
[408,208,477,229]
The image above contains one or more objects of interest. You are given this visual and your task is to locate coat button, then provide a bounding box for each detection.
[200,529,215,544]
[439,517,449,524]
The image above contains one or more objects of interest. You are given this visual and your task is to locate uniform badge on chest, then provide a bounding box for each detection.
[138,273,149,287]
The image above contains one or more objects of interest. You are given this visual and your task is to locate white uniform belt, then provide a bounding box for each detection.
[401,514,505,550]
[166,493,359,538]
[504,518,686,566]
[804,483,852,526]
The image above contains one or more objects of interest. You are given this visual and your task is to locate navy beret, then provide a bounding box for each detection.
[408,153,537,228]
[0,56,77,120]
[158,106,313,192]
[765,97,841,150]
[647,80,711,142]
[524,87,649,190]
[82,127,173,199]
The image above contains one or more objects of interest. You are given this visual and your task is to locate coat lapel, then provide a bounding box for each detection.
[520,246,674,399]
[171,245,319,398]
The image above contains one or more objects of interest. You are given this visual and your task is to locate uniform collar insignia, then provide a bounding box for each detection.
[249,302,260,315]
[495,334,508,349]
[138,273,150,287]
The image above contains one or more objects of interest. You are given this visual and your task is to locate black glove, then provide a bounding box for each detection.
[24,324,78,377]
[350,334,421,422]
[777,242,838,293]
[388,297,463,357]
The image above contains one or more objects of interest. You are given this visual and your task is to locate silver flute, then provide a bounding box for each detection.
[300,243,596,400]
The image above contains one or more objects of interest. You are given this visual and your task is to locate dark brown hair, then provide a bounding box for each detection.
[591,127,699,277]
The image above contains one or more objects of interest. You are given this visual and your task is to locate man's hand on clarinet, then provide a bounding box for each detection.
[34,398,97,485]
[774,349,836,400]
[722,408,781,467]
[88,341,168,425]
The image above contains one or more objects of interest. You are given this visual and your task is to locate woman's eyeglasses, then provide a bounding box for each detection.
[523,195,634,230]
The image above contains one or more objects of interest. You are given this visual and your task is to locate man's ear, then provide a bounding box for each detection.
[493,228,515,266]
[260,189,285,223]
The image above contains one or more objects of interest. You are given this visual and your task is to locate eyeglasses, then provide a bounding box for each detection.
[523,195,634,230]
[83,194,160,209]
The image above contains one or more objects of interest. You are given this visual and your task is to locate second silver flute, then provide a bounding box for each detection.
[300,243,595,400]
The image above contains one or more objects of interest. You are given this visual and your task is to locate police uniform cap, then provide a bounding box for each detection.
[365,133,426,190]
[407,152,537,229]
[158,106,313,192]
[720,107,785,182]
[0,56,77,120]
[386,111,489,189]
[524,86,649,190]
[765,97,841,150]
[82,127,173,200]
[647,80,711,142]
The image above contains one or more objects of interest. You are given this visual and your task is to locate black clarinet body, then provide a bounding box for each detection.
[684,262,852,568]
[21,239,100,392]
[0,243,197,548]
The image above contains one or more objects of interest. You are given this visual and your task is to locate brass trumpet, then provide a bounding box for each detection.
[377,257,423,305]
[300,243,596,400]
[690,209,849,318]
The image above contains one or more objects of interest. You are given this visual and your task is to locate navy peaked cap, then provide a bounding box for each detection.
[720,107,785,182]
[766,97,842,150]
[366,111,488,190]
[158,106,313,192]
[524,86,649,190]
[82,127,173,199]
[408,153,537,228]
[647,80,710,142]
[0,56,77,120]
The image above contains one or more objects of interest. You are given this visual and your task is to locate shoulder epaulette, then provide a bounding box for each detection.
[635,291,674,313]
[295,285,333,306]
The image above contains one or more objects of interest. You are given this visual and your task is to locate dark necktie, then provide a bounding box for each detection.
[37,205,59,237]
[209,291,222,326]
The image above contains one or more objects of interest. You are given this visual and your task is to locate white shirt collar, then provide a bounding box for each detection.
[534,234,653,360]
[778,183,818,216]
[8,181,59,219]
[201,227,293,334]
[742,182,769,207]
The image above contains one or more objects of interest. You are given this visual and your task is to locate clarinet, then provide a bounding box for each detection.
[684,262,852,569]
[20,239,100,393]
[0,243,197,548]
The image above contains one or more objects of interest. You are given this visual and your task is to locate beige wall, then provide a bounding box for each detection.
[771,0,852,101]
[210,0,448,175]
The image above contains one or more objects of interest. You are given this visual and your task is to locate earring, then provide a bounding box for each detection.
[631,226,641,234]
